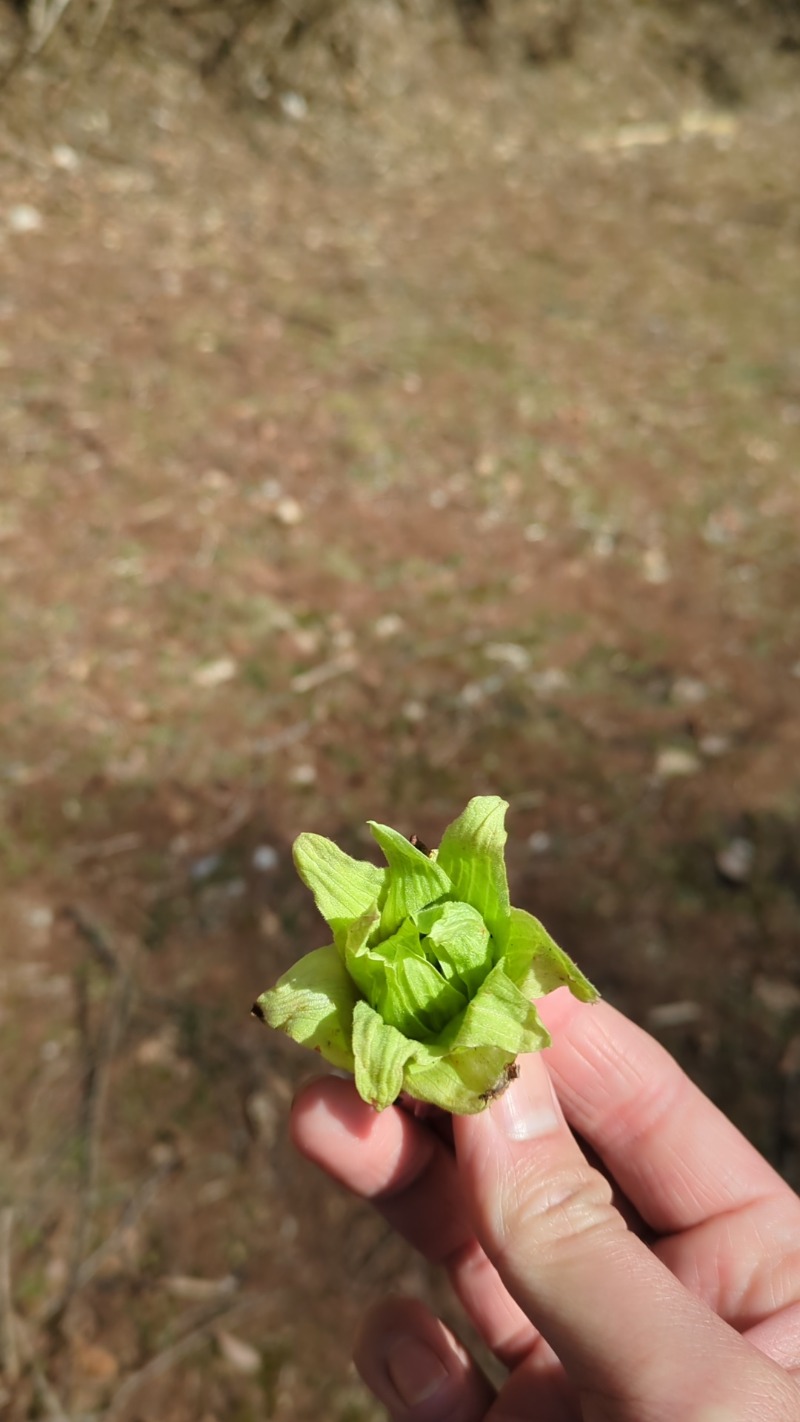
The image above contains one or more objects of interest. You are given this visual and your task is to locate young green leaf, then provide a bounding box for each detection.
[352,1000,416,1110]
[253,944,358,1071]
[293,833,384,939]
[368,821,451,935]
[414,900,493,997]
[505,907,598,1003]
[436,796,511,947]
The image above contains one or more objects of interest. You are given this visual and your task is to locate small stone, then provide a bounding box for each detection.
[193,657,237,688]
[273,496,303,526]
[402,700,426,723]
[527,831,552,855]
[654,747,701,779]
[671,676,708,706]
[291,627,321,657]
[753,976,800,1016]
[52,144,80,171]
[484,642,530,672]
[245,1090,278,1146]
[21,903,54,941]
[373,612,405,639]
[8,204,43,233]
[289,762,316,786]
[252,844,279,873]
[530,667,569,695]
[646,1001,703,1029]
[592,530,614,558]
[280,91,308,121]
[699,733,731,757]
[459,682,485,708]
[135,1025,180,1068]
[190,852,223,882]
[715,837,755,885]
[164,1274,237,1302]
[216,1331,261,1376]
[428,487,449,510]
[523,522,547,543]
[642,547,671,585]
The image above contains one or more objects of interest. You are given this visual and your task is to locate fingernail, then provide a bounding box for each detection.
[491,1066,560,1142]
[386,1335,449,1407]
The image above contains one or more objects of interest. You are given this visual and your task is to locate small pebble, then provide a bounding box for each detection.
[753,976,800,1016]
[642,547,670,585]
[654,747,701,779]
[51,144,80,171]
[8,204,43,233]
[530,667,569,695]
[527,831,552,855]
[273,496,303,526]
[373,613,405,639]
[715,837,754,885]
[280,92,308,121]
[289,763,316,786]
[484,641,530,672]
[699,733,731,757]
[252,844,279,873]
[671,676,708,706]
[190,853,223,883]
[402,700,426,723]
[646,1001,703,1029]
[193,657,237,688]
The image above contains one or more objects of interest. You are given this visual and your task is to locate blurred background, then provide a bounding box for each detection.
[1,0,800,1417]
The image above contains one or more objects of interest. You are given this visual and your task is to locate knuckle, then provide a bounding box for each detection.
[497,1161,620,1266]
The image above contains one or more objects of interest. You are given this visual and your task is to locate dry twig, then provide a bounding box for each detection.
[103,1294,268,1421]
[0,1207,19,1385]
[45,914,137,1327]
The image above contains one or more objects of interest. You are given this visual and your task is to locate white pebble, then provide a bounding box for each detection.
[252,845,279,873]
[192,657,237,688]
[8,204,43,234]
[654,747,701,779]
[715,837,754,884]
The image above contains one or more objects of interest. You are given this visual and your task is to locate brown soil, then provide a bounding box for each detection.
[1,5,799,1418]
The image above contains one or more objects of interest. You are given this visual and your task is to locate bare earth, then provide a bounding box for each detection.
[1,7,800,1419]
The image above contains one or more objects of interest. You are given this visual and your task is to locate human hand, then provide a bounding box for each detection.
[291,990,800,1421]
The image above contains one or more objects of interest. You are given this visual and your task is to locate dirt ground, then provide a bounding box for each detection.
[1,3,800,1418]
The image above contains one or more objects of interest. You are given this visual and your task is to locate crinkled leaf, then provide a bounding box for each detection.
[342,906,383,998]
[368,821,451,935]
[447,962,550,1056]
[402,1042,518,1115]
[505,907,598,1003]
[293,833,384,939]
[415,900,493,997]
[254,944,357,1071]
[436,796,510,947]
[377,954,467,1037]
[352,1000,416,1110]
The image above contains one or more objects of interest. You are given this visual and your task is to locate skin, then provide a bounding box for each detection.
[291,988,800,1422]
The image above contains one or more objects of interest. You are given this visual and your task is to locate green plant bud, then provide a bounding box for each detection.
[253,796,597,1113]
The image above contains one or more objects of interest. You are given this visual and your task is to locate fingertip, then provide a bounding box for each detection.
[355,1297,494,1422]
[290,1074,383,1166]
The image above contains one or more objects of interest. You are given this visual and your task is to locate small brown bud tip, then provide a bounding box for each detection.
[251,999,267,1022]
[409,834,432,857]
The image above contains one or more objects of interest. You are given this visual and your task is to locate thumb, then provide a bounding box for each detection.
[453,1054,793,1421]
